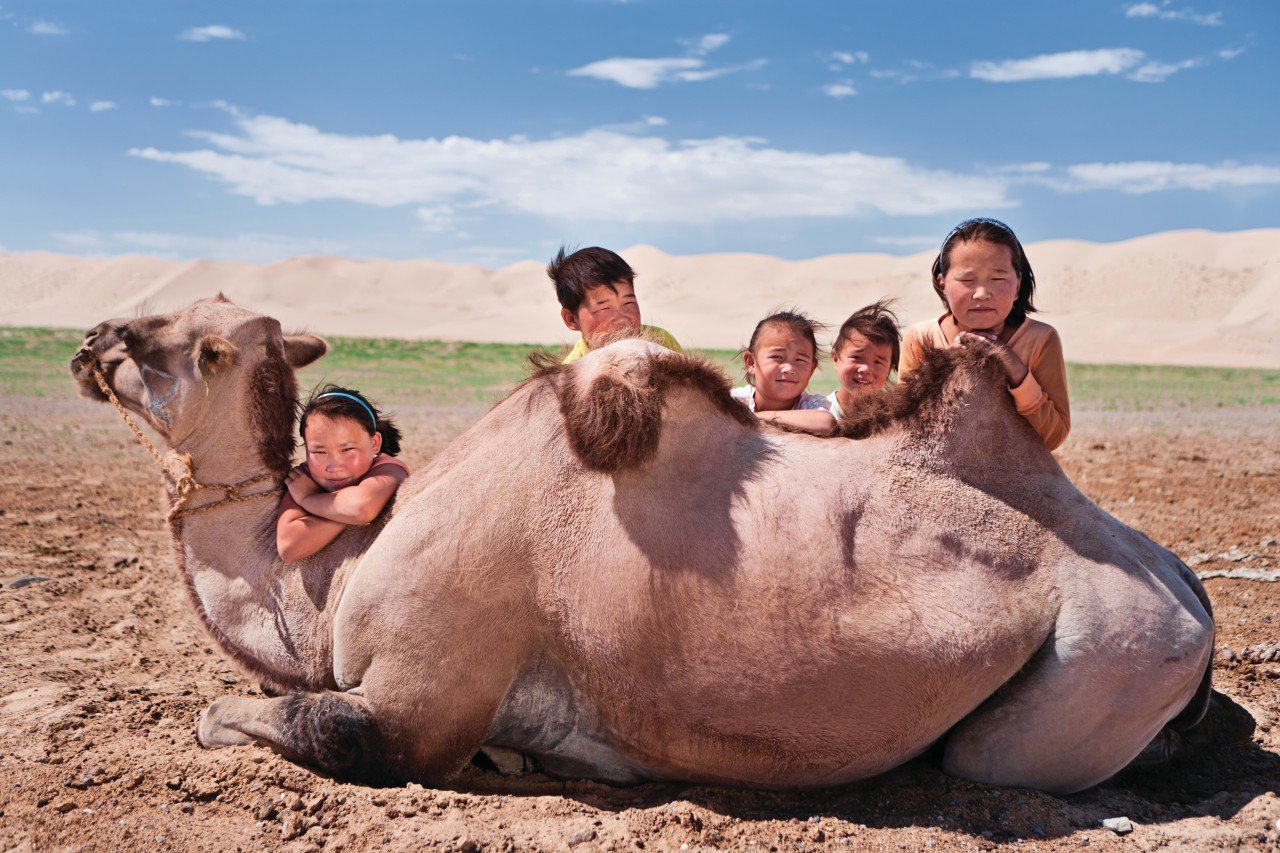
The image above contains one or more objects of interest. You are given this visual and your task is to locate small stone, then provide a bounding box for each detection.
[567,828,598,846]
[180,803,194,814]
[458,839,480,853]
[1261,537,1277,547]
[281,813,315,841]
[54,801,79,814]
[1102,817,1133,835]
[165,776,182,790]
[6,576,51,589]
[1079,839,1090,847]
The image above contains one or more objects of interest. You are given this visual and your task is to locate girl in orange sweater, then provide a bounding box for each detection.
[898,218,1070,450]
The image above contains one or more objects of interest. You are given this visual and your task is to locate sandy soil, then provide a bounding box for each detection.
[1,395,1278,852]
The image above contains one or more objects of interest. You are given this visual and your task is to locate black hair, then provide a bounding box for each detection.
[931,218,1038,328]
[742,309,825,386]
[546,245,636,314]
[833,299,901,371]
[299,384,402,456]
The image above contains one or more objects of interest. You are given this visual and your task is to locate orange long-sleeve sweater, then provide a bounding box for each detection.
[898,315,1071,451]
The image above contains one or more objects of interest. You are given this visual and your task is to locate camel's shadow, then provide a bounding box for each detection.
[453,738,1280,843]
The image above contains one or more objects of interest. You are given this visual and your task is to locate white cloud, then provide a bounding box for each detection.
[89,100,117,112]
[178,24,246,42]
[415,205,460,234]
[28,19,68,36]
[1,89,30,102]
[1218,45,1246,60]
[570,57,704,89]
[1124,2,1222,26]
[971,48,1145,82]
[822,81,858,99]
[1127,56,1203,83]
[598,115,671,133]
[569,32,763,89]
[867,61,961,85]
[150,97,172,107]
[1055,161,1280,194]
[129,109,1013,223]
[53,230,346,263]
[827,50,869,70]
[41,90,75,106]
[692,33,730,55]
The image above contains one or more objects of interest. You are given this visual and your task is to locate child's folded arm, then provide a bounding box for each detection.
[295,465,409,526]
[757,409,837,435]
[276,494,348,563]
[1009,330,1070,451]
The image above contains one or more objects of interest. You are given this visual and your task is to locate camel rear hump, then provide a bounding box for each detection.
[553,340,756,472]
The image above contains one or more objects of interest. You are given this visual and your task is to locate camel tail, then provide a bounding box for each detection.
[557,348,755,473]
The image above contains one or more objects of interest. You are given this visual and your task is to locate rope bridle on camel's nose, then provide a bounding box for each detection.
[89,364,278,529]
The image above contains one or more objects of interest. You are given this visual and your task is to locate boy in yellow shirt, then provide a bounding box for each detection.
[548,246,682,363]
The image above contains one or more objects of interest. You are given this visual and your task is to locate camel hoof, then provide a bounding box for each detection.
[197,697,255,749]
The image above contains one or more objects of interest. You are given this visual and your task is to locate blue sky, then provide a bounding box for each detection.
[1,0,1276,264]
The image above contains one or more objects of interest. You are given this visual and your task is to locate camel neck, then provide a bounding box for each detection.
[169,395,344,692]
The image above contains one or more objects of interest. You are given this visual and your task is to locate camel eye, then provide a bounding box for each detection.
[113,323,140,350]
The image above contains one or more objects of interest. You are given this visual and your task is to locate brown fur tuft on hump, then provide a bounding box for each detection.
[558,349,756,472]
[836,341,1011,440]
[249,338,301,477]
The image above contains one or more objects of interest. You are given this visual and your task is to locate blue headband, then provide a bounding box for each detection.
[314,392,377,431]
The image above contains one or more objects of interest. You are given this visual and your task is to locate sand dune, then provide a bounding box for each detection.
[3,229,1277,367]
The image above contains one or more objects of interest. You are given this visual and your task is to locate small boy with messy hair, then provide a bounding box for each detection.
[827,300,900,421]
[548,246,683,363]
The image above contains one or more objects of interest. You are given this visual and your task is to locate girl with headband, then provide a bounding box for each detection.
[276,385,410,562]
[898,218,1070,450]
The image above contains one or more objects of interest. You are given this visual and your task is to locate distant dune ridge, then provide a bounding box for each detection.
[2,229,1277,367]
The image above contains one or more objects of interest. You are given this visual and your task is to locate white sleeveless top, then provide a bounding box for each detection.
[730,385,831,413]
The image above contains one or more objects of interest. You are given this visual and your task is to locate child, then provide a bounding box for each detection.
[898,217,1070,450]
[276,386,410,563]
[828,300,900,421]
[731,311,836,435]
[548,246,683,363]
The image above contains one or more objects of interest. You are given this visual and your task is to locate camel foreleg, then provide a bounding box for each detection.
[197,691,388,782]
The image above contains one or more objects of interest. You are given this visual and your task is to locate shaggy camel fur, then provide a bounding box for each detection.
[72,297,1226,794]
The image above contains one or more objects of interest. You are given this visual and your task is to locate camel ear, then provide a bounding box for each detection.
[198,335,237,376]
[284,334,327,368]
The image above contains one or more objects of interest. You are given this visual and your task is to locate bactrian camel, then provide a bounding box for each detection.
[70,296,1240,794]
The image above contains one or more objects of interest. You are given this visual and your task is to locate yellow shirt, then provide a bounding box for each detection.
[899,315,1071,451]
[562,325,684,364]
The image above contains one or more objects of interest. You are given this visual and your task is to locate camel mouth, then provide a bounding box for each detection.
[68,347,116,402]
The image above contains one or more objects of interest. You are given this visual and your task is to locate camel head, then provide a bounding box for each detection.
[70,295,327,475]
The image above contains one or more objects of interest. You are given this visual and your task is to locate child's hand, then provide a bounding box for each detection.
[285,464,321,504]
[953,331,1030,387]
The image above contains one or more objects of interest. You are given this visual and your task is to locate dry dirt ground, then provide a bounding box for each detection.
[1,396,1278,852]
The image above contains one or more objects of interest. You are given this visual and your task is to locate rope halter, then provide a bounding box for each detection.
[88,363,279,528]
